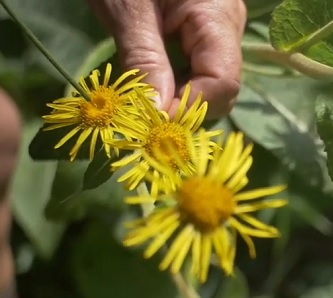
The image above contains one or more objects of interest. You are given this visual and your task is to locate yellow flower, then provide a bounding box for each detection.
[110,83,222,197]
[123,131,287,283]
[42,63,154,161]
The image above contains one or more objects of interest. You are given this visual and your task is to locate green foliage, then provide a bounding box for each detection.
[270,0,333,66]
[231,75,333,193]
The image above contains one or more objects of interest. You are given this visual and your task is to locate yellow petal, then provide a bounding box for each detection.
[159,224,193,271]
[144,220,180,258]
[234,185,287,201]
[54,126,81,149]
[200,233,212,283]
[235,199,288,213]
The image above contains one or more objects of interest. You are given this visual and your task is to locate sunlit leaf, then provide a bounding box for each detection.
[270,0,333,67]
[231,74,333,194]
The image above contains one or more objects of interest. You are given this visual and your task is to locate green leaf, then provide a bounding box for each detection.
[71,222,177,298]
[82,149,113,191]
[45,161,133,222]
[231,75,333,194]
[290,192,333,235]
[82,148,131,191]
[270,0,333,67]
[10,120,66,259]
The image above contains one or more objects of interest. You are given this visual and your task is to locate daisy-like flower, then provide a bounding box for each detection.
[123,131,287,283]
[42,63,154,161]
[110,83,222,196]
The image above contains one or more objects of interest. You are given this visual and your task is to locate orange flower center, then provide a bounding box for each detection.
[176,177,235,231]
[144,122,190,168]
[79,87,120,128]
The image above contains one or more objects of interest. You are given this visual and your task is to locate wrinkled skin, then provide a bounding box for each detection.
[87,0,247,118]
[0,89,20,297]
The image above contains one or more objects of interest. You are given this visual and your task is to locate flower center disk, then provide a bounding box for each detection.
[79,87,120,128]
[144,122,190,167]
[176,177,236,231]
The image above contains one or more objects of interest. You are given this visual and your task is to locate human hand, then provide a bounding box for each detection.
[87,0,246,119]
[0,89,21,297]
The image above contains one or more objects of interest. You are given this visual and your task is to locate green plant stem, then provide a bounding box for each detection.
[0,0,90,101]
[242,41,333,81]
[242,61,298,76]
[171,272,201,298]
[290,20,333,53]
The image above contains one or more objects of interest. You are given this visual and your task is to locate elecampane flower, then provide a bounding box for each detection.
[123,131,287,283]
[43,63,154,161]
[110,83,222,197]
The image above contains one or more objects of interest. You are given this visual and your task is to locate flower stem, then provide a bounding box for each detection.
[0,0,90,101]
[171,272,201,298]
[241,41,333,81]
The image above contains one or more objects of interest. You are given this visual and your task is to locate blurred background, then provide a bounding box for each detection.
[2,0,333,297]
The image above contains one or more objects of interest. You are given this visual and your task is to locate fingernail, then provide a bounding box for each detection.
[151,93,161,109]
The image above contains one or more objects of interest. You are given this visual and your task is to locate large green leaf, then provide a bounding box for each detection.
[231,74,333,195]
[45,161,133,222]
[270,0,333,67]
[10,120,66,259]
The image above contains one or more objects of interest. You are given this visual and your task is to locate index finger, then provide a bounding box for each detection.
[164,0,246,119]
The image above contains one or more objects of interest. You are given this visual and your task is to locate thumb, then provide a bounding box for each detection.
[87,0,175,110]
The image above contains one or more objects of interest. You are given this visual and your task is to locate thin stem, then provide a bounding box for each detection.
[171,272,201,298]
[290,20,333,53]
[242,41,333,80]
[0,0,90,101]
[242,61,297,76]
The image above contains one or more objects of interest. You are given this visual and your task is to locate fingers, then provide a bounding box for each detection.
[87,0,175,109]
[164,0,247,119]
[0,89,21,201]
[0,89,20,296]
[0,200,14,294]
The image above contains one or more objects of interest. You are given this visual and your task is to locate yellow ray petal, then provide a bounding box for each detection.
[234,185,287,201]
[144,220,180,258]
[235,199,288,214]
